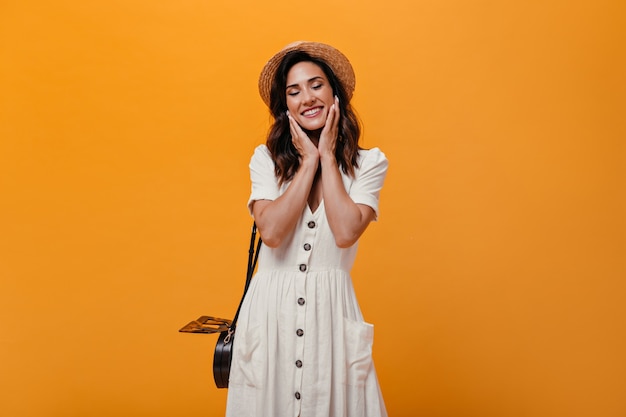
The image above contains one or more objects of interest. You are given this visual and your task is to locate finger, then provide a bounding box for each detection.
[326,104,336,129]
[289,114,304,138]
[325,95,339,135]
[330,97,341,131]
[287,112,301,142]
[287,111,313,154]
[321,105,338,141]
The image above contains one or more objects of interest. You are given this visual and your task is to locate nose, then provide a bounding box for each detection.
[301,89,316,105]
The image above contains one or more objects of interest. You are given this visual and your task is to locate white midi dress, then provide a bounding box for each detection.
[225,145,388,417]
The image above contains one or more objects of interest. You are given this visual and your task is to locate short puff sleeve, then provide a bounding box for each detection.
[349,148,389,219]
[247,145,280,215]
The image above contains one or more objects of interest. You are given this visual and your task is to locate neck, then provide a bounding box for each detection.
[303,128,322,146]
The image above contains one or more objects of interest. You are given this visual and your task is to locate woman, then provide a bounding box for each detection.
[226,41,388,417]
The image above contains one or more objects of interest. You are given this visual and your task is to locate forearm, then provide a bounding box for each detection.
[252,158,318,247]
[320,153,374,248]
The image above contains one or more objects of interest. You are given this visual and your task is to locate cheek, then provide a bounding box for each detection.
[286,96,298,111]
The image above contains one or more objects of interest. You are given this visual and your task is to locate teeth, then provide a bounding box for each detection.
[303,108,321,116]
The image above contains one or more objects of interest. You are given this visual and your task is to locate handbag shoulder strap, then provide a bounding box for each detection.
[231,222,261,327]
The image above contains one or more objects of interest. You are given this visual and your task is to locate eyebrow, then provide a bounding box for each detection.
[286,76,325,90]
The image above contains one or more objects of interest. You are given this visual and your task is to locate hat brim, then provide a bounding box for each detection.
[258,41,356,108]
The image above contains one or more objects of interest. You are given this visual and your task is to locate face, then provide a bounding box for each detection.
[285,61,335,132]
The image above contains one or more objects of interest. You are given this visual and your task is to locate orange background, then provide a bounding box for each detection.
[1,0,624,416]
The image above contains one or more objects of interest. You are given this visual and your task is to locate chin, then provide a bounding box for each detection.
[304,124,325,132]
[299,119,325,132]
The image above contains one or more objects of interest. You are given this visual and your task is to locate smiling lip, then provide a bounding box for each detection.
[301,106,323,118]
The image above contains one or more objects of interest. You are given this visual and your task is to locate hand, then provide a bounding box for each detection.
[318,95,340,159]
[287,111,320,164]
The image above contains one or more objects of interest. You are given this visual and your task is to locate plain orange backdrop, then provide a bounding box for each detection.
[1,0,624,416]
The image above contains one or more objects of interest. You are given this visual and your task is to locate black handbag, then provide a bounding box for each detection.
[180,223,261,388]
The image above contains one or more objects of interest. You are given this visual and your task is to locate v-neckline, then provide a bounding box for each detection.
[307,199,324,217]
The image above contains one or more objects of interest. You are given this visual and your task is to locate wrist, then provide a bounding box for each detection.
[319,151,336,165]
[300,154,320,170]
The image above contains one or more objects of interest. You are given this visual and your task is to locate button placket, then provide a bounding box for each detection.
[293,216,316,414]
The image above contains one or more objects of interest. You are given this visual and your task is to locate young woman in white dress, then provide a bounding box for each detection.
[226,41,389,417]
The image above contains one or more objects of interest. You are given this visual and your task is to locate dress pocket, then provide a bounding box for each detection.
[343,317,374,387]
[229,323,263,388]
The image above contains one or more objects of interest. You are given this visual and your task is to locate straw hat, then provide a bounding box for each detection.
[258,41,356,107]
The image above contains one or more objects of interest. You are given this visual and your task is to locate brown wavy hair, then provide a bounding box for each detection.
[266,51,361,185]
